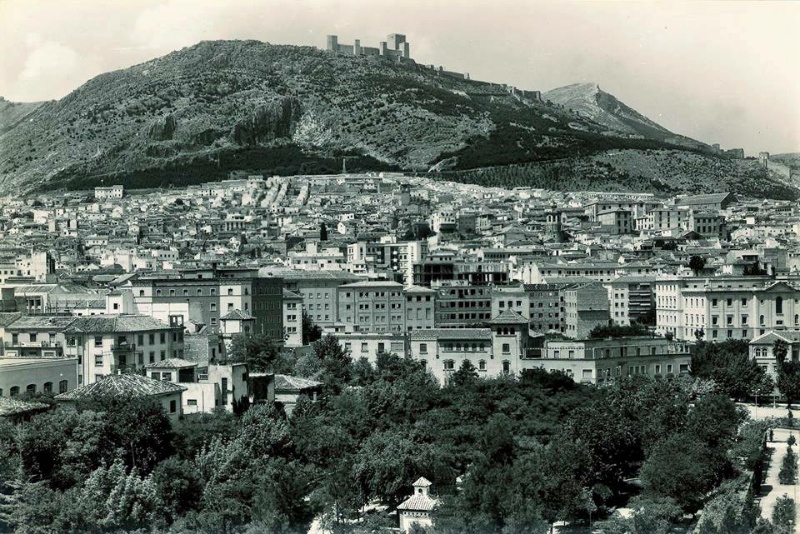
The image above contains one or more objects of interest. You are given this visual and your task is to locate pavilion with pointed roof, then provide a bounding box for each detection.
[397,477,438,532]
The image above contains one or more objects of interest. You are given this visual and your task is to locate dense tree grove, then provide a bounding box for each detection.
[0,337,768,533]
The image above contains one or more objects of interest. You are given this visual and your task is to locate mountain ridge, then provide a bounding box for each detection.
[0,39,793,199]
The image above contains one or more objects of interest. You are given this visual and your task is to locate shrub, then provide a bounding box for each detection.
[778,448,797,485]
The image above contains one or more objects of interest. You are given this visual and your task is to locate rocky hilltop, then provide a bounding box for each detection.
[543,83,706,150]
[0,40,794,198]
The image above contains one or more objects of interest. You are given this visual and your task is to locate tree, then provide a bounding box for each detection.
[320,222,328,241]
[777,361,800,408]
[689,255,706,275]
[691,340,764,401]
[640,433,723,511]
[301,311,322,345]
[227,333,280,372]
[313,334,352,395]
[450,360,479,387]
[774,339,790,367]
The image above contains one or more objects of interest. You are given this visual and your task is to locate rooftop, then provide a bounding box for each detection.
[274,374,323,391]
[55,373,186,400]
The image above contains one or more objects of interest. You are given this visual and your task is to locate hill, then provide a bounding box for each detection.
[0,39,794,199]
[543,83,707,150]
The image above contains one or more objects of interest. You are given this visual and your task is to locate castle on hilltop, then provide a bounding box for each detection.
[326,33,411,61]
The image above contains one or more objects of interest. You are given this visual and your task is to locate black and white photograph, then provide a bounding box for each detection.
[0,1,799,532]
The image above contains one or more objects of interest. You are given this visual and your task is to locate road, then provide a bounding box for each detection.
[759,427,800,529]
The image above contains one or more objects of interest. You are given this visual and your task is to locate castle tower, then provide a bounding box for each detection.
[380,41,388,56]
[326,35,338,52]
[388,33,406,50]
[402,41,410,59]
[354,39,362,56]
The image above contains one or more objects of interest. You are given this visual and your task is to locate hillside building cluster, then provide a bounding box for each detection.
[1,170,799,421]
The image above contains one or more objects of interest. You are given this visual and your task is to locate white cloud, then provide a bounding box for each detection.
[13,40,100,101]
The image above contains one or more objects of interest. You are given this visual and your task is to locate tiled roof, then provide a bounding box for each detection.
[144,358,198,369]
[220,309,254,321]
[675,193,733,206]
[397,493,437,512]
[5,315,77,330]
[0,312,23,327]
[55,373,186,400]
[0,397,50,417]
[274,374,322,391]
[64,315,171,333]
[410,328,492,341]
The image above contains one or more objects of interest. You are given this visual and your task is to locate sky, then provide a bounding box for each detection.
[0,0,798,156]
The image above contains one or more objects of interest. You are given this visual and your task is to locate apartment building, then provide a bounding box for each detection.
[62,315,185,385]
[433,280,493,327]
[336,281,407,333]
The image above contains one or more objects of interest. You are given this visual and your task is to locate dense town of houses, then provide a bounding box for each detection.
[1,171,800,420]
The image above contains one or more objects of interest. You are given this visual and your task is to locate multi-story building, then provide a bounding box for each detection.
[128,275,282,339]
[521,337,691,385]
[433,280,493,327]
[562,282,610,339]
[336,281,407,333]
[491,283,529,320]
[282,289,304,347]
[404,285,436,331]
[407,309,530,385]
[525,283,565,333]
[605,276,656,326]
[655,276,800,341]
[63,315,185,386]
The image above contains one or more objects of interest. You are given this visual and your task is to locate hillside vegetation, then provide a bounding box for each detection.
[0,40,794,199]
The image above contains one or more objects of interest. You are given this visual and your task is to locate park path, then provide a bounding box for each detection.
[760,427,800,529]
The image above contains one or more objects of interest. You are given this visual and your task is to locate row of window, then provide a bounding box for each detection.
[0,380,69,397]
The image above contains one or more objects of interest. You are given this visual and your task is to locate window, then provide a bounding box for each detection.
[221,378,229,404]
[361,343,368,353]
[139,290,145,297]
[9,386,19,397]
[211,288,216,296]
[712,299,718,307]
[95,354,103,365]
[169,289,176,296]
[197,289,203,296]
[420,343,428,354]
[479,360,486,371]
[151,372,161,380]
[777,296,784,315]
[169,400,177,413]
[26,384,36,394]
[160,333,166,344]
[160,350,166,361]
[149,351,155,363]
[183,289,189,296]
[162,372,172,382]
[502,361,510,374]
[30,333,37,343]
[94,336,103,347]
[211,303,217,311]
[443,360,454,370]
[502,343,510,354]
[44,382,52,393]
[228,288,234,296]
[138,334,144,345]
[156,289,162,296]
[11,333,18,345]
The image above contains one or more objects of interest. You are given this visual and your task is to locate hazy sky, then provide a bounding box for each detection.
[1,0,797,155]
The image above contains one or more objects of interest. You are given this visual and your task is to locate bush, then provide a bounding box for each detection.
[772,495,795,533]
[778,448,797,485]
